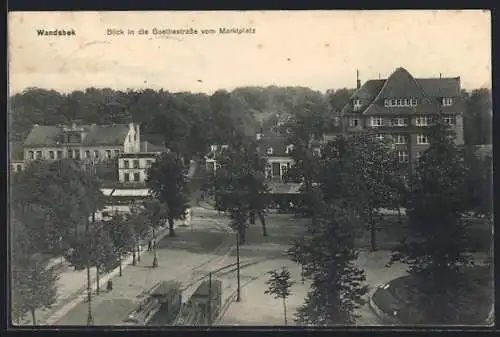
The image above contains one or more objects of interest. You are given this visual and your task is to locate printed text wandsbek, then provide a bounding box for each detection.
[37,29,76,36]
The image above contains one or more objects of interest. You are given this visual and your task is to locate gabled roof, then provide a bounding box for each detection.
[10,141,24,160]
[257,136,291,157]
[140,141,168,153]
[23,124,131,147]
[342,67,462,116]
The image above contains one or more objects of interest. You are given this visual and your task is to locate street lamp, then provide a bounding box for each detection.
[235,230,241,302]
[86,213,93,325]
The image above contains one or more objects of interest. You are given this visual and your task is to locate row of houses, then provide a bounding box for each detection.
[206,67,467,182]
[10,122,168,184]
[11,67,485,189]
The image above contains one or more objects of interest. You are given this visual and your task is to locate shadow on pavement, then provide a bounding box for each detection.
[156,230,230,254]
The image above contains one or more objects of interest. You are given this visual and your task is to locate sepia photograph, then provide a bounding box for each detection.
[8,10,493,327]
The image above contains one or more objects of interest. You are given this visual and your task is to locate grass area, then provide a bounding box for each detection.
[372,265,493,325]
[156,229,229,254]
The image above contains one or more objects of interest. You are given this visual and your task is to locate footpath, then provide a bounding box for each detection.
[17,226,171,326]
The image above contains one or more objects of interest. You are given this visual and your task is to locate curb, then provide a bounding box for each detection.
[368,288,398,325]
[44,226,171,325]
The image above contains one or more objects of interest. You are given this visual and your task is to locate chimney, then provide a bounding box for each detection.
[356,70,361,89]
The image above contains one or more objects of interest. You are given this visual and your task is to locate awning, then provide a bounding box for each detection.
[268,183,302,194]
[101,188,152,197]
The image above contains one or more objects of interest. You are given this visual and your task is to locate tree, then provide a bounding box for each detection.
[89,221,118,294]
[388,113,476,323]
[11,216,58,325]
[203,139,269,244]
[146,152,190,238]
[318,133,398,251]
[288,189,368,326]
[264,267,295,325]
[463,88,492,145]
[107,212,134,274]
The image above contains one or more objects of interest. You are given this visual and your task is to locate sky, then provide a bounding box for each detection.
[8,10,491,95]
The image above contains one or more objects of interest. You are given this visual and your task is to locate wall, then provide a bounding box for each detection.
[124,123,141,153]
[118,155,157,183]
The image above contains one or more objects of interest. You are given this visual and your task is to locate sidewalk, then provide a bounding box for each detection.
[14,225,171,326]
[51,220,238,325]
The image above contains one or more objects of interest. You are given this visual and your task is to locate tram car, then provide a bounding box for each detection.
[124,281,182,326]
[190,279,223,325]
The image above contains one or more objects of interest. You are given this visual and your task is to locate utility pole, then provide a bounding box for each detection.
[86,212,93,325]
[236,231,241,302]
[152,226,158,268]
[208,272,212,325]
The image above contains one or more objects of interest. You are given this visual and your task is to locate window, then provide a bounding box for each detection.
[128,135,131,142]
[392,118,407,127]
[405,98,411,106]
[416,151,422,162]
[29,151,34,160]
[94,150,99,159]
[415,116,430,126]
[353,98,362,111]
[114,149,120,156]
[85,150,91,158]
[349,118,360,127]
[124,160,130,169]
[385,98,417,107]
[36,151,42,159]
[375,134,385,141]
[397,151,409,163]
[444,115,456,125]
[49,151,55,159]
[133,134,136,142]
[267,147,274,155]
[313,148,321,157]
[74,149,81,159]
[68,149,73,158]
[133,173,140,182]
[106,150,112,159]
[411,98,418,106]
[285,144,294,154]
[442,97,453,106]
[124,173,130,182]
[370,117,383,127]
[146,160,153,168]
[16,164,22,172]
[417,134,429,145]
[391,99,397,106]
[133,160,140,169]
[394,135,407,144]
[332,117,340,127]
[57,150,63,159]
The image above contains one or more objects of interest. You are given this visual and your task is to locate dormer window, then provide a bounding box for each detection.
[385,98,418,107]
[267,147,274,155]
[442,97,453,106]
[285,144,295,154]
[353,98,362,111]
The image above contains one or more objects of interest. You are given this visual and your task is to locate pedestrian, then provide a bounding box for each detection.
[148,240,152,252]
[107,280,113,292]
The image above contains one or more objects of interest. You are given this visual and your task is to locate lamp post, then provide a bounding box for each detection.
[86,213,93,325]
[236,230,241,302]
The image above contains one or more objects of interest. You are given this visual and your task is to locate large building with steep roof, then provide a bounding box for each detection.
[21,122,141,164]
[339,67,464,172]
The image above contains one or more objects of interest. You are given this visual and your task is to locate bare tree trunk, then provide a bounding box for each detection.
[168,218,176,237]
[119,254,123,276]
[282,297,287,325]
[96,267,100,295]
[257,211,268,237]
[136,239,141,262]
[132,248,136,266]
[397,208,402,225]
[238,223,246,244]
[249,211,256,224]
[369,211,377,252]
[30,308,36,325]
